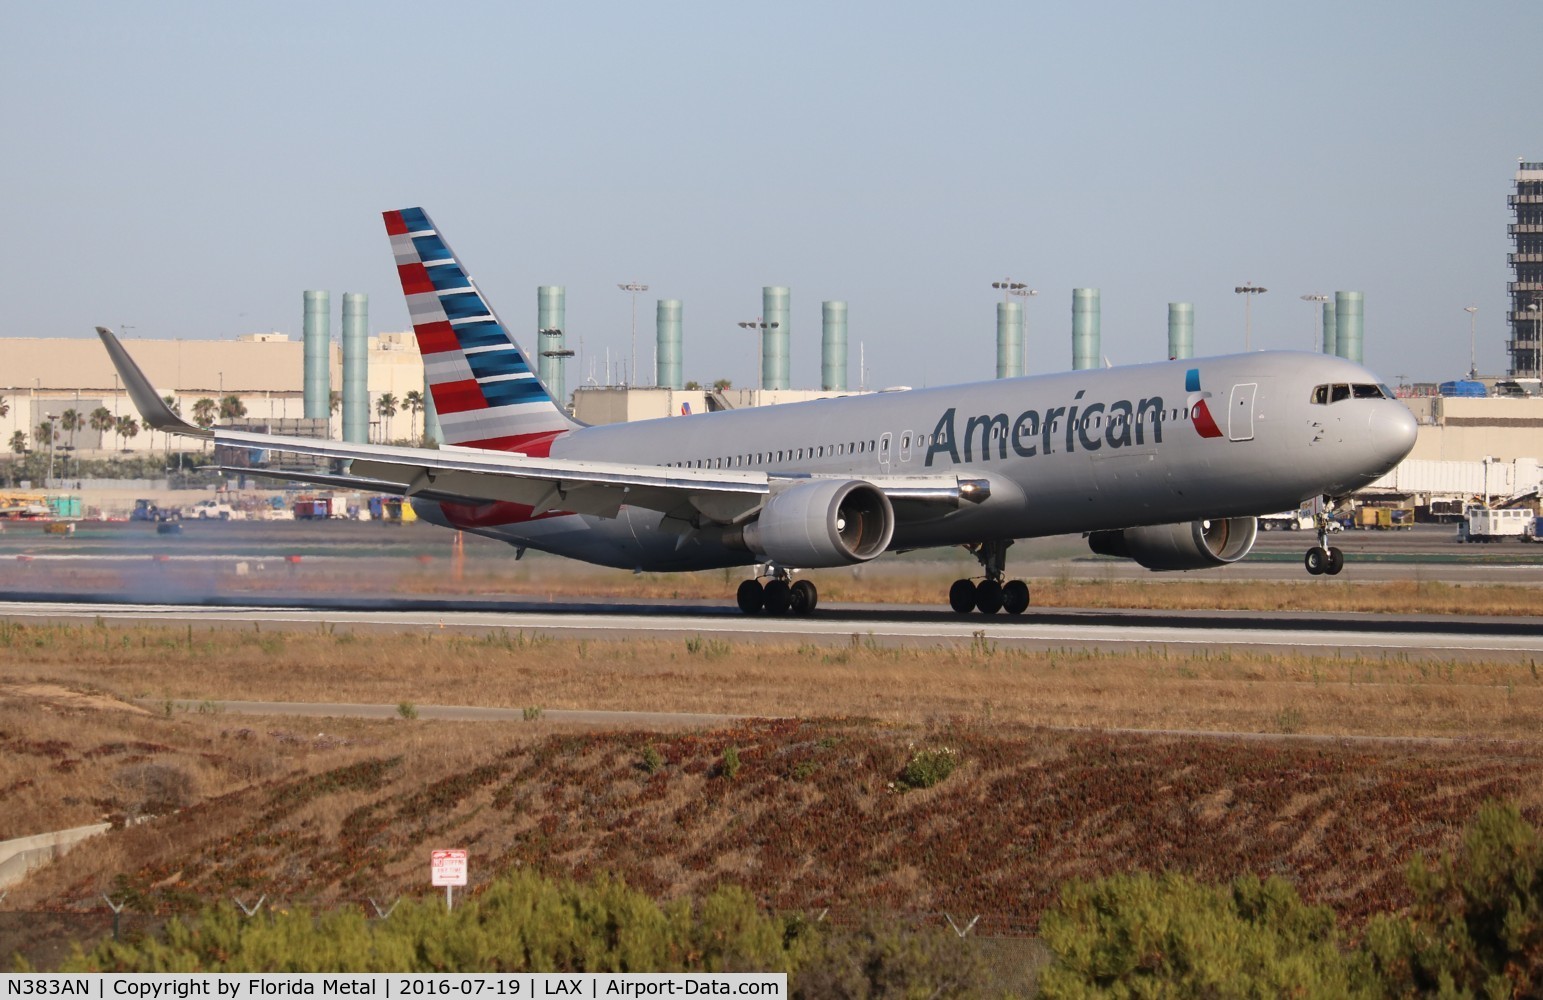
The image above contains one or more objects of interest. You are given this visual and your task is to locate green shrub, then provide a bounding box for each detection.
[1038,872,1372,998]
[1357,801,1543,998]
[67,872,794,974]
[898,746,958,790]
[721,745,741,781]
[640,745,664,774]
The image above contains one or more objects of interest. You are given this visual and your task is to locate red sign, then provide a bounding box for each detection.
[431,849,467,886]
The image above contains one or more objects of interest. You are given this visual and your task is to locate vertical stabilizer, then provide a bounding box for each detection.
[383,208,579,455]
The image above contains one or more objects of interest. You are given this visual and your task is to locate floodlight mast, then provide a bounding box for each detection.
[1235,283,1268,351]
[618,282,649,385]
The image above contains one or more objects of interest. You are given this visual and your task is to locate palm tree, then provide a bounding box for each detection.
[0,396,9,421]
[8,430,25,455]
[115,415,139,451]
[404,389,424,444]
[60,409,81,451]
[90,406,115,449]
[218,395,246,422]
[34,419,55,449]
[191,398,217,430]
[162,395,181,416]
[375,393,399,443]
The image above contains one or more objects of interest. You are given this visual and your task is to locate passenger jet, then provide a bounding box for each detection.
[97,207,1418,615]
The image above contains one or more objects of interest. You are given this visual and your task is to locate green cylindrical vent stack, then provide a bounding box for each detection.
[1072,289,1101,371]
[656,299,683,390]
[1167,303,1194,360]
[1335,291,1363,364]
[341,292,369,444]
[303,290,330,421]
[996,302,1024,378]
[422,372,441,446]
[536,286,566,401]
[762,286,790,390]
[821,301,848,391]
[1322,300,1337,356]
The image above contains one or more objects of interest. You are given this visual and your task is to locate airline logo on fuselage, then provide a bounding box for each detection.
[923,368,1224,468]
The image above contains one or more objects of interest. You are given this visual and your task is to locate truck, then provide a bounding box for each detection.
[130,499,181,522]
[1457,506,1537,543]
[190,499,236,520]
[1258,507,1315,531]
[294,496,339,520]
[1355,506,1414,530]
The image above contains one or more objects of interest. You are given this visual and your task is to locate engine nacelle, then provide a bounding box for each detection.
[1086,516,1258,571]
[738,479,895,567]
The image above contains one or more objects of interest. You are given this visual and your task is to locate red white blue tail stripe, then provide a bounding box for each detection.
[384,208,577,455]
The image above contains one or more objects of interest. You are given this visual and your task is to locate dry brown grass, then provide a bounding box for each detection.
[2,621,1540,756]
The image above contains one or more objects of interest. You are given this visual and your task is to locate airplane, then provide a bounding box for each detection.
[97,206,1419,616]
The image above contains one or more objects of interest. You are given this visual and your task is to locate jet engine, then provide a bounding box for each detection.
[736,479,895,567]
[1086,516,1258,571]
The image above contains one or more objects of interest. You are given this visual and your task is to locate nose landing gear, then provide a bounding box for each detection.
[950,540,1032,615]
[1304,503,1344,576]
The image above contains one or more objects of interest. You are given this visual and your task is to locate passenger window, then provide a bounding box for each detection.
[1311,385,1328,405]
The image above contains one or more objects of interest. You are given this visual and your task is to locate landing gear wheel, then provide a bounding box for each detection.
[1325,547,1344,576]
[1001,579,1030,615]
[763,578,792,615]
[790,579,818,615]
[736,579,764,615]
[975,579,1003,614]
[949,579,978,614]
[1304,548,1326,576]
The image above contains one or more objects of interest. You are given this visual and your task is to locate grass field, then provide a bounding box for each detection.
[2,613,1541,973]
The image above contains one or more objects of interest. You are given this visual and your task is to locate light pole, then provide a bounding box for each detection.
[991,281,1037,377]
[45,413,57,489]
[1464,306,1479,379]
[1235,284,1267,351]
[617,282,649,386]
[738,319,778,397]
[1301,294,1329,351]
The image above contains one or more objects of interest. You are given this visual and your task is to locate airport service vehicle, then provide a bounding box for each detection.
[1258,507,1314,531]
[190,499,236,520]
[131,498,180,522]
[96,207,1419,614]
[1458,506,1537,543]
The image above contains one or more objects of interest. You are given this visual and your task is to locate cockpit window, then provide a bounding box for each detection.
[1312,382,1390,404]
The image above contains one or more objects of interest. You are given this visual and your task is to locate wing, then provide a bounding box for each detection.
[96,327,987,526]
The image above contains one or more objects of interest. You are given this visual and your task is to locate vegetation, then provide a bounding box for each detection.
[1039,803,1543,998]
[63,871,992,995]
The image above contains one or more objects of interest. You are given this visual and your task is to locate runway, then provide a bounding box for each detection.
[2,595,1540,660]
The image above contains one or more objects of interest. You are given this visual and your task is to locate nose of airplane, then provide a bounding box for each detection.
[1369,401,1418,470]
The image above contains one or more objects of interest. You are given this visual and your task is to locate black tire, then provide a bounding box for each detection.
[1325,547,1344,575]
[736,579,764,615]
[790,579,818,615]
[949,579,977,614]
[1002,579,1030,615]
[1304,548,1325,575]
[975,579,1003,614]
[763,579,792,615]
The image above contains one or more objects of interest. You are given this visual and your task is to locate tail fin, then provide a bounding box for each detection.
[384,207,579,455]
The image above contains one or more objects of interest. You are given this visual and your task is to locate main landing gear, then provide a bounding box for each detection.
[737,567,818,616]
[950,540,1031,615]
[1304,502,1344,576]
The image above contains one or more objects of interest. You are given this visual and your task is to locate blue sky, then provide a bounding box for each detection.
[3,1,1537,387]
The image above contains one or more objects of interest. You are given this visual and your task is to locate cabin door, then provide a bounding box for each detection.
[1228,383,1257,441]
